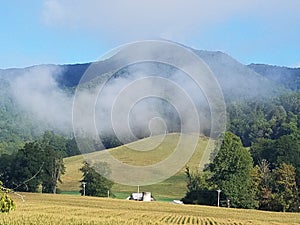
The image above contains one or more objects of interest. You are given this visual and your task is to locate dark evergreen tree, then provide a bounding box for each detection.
[12,142,44,192]
[182,167,216,205]
[80,161,113,197]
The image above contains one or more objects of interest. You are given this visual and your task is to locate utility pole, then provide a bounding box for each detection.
[82,182,86,196]
[217,189,221,207]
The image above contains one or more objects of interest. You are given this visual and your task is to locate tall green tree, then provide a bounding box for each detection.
[185,167,210,192]
[80,161,113,197]
[273,163,298,212]
[39,131,66,193]
[12,142,44,192]
[40,145,65,193]
[0,132,67,193]
[275,133,300,182]
[209,132,258,208]
[251,132,300,187]
[182,167,216,205]
[0,154,14,188]
[252,160,274,210]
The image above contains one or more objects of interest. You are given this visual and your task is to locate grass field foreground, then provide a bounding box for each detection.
[1,193,299,225]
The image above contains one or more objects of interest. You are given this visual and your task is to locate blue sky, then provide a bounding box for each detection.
[1,0,300,69]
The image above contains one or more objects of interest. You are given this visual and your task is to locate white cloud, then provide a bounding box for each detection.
[42,0,300,42]
[10,66,73,132]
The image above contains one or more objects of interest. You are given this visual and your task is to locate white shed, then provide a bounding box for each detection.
[127,192,154,201]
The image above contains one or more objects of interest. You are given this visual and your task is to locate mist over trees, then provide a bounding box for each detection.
[1,49,298,155]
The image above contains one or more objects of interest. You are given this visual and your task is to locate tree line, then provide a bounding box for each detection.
[0,131,80,194]
[183,93,300,213]
[0,130,113,213]
[183,132,299,212]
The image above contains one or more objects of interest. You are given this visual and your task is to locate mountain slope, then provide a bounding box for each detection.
[248,63,300,91]
[195,50,283,100]
[55,49,285,99]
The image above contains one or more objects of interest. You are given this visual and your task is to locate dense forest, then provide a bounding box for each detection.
[0,131,80,193]
[183,92,300,212]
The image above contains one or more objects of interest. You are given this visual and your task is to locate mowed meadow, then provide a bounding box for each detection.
[1,193,299,225]
[59,134,213,199]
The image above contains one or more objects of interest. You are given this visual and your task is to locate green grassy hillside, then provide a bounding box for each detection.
[3,193,299,225]
[59,133,213,199]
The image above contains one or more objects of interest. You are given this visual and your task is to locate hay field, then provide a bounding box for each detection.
[59,134,212,199]
[1,193,299,225]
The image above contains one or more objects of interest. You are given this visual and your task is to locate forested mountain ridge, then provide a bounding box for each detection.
[248,63,300,91]
[0,48,299,155]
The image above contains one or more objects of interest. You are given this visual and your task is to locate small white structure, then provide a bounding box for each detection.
[142,192,152,201]
[127,192,154,201]
[173,200,184,204]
